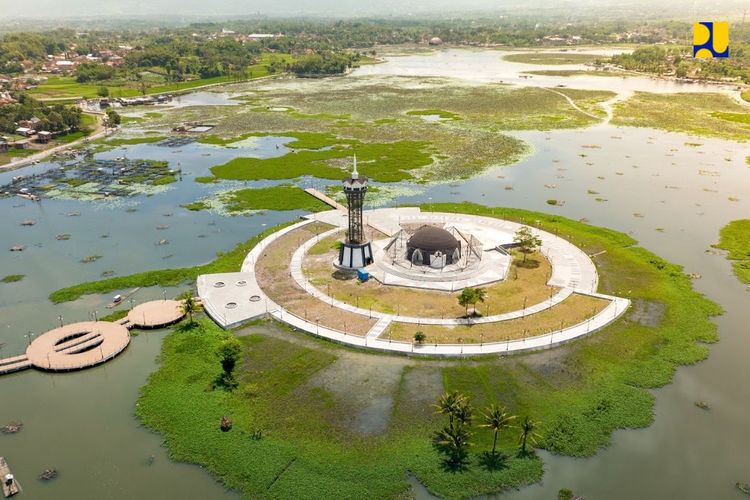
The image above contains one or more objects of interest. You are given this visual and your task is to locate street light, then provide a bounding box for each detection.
[57,315,64,328]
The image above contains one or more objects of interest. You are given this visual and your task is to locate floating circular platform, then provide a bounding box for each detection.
[26,321,130,371]
[127,299,185,329]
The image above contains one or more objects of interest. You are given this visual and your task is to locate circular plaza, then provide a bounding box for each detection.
[198,206,629,356]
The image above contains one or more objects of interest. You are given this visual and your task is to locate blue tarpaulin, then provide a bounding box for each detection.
[357,269,369,282]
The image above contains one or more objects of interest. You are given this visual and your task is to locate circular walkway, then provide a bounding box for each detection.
[127,299,185,329]
[26,321,130,371]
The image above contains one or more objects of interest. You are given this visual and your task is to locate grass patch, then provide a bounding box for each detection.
[183,185,330,215]
[152,175,177,186]
[49,220,296,303]
[406,109,462,120]
[716,219,750,285]
[1,274,24,283]
[136,203,720,498]
[209,137,434,183]
[99,309,128,322]
[503,52,603,65]
[612,92,750,141]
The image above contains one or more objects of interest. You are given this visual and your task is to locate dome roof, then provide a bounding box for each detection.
[407,225,459,252]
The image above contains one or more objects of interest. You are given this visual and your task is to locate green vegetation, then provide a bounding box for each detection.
[99,309,128,322]
[406,109,462,120]
[612,92,750,141]
[522,70,626,77]
[0,94,83,135]
[503,52,604,65]
[49,220,295,303]
[209,136,434,183]
[184,184,330,214]
[134,203,720,498]
[1,274,24,283]
[716,219,750,285]
[289,51,358,76]
[610,45,750,84]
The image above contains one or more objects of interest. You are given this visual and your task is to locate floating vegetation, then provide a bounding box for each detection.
[1,421,23,434]
[101,270,116,277]
[633,213,645,218]
[729,196,740,202]
[405,109,462,121]
[81,255,102,263]
[125,208,138,213]
[56,234,71,240]
[156,225,170,230]
[1,274,24,283]
[546,199,561,206]
[38,469,58,481]
[694,401,711,410]
[587,190,599,195]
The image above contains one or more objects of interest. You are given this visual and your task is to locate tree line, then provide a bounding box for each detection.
[0,94,82,134]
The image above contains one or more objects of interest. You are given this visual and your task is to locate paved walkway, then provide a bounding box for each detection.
[126,299,185,328]
[198,208,630,355]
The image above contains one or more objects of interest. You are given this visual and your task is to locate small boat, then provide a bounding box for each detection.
[112,294,123,304]
[0,457,20,497]
[737,482,750,495]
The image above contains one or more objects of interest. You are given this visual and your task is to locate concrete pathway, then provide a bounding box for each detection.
[198,208,630,356]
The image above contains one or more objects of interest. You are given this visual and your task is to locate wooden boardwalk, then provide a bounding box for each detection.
[304,188,347,212]
[0,299,186,375]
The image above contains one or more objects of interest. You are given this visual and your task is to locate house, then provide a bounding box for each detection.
[15,127,35,137]
[18,117,42,131]
[37,131,52,144]
[13,138,31,149]
[0,137,8,152]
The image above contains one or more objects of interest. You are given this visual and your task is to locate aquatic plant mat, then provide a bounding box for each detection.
[716,219,750,285]
[134,203,720,499]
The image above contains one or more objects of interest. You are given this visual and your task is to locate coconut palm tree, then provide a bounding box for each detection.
[434,391,467,431]
[480,404,516,456]
[434,423,472,465]
[518,416,541,456]
[181,295,197,324]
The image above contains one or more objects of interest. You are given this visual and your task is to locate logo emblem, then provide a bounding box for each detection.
[693,22,729,58]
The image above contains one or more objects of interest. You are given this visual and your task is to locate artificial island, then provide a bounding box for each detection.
[198,157,629,355]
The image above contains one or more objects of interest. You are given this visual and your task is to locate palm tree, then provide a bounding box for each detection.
[480,404,516,456]
[434,423,472,465]
[181,295,197,324]
[433,391,471,430]
[518,416,541,456]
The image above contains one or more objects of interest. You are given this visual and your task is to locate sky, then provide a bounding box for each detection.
[0,0,743,21]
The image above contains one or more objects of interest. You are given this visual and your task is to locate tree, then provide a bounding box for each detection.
[513,226,542,262]
[97,86,109,97]
[472,287,487,316]
[479,404,516,456]
[180,294,197,324]
[434,423,472,465]
[414,331,426,344]
[217,336,242,390]
[433,390,470,432]
[457,288,475,316]
[106,108,121,126]
[433,391,474,465]
[518,416,541,456]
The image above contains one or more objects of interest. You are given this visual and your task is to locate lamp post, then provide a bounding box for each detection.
[57,315,64,328]
[26,331,34,347]
[93,310,98,322]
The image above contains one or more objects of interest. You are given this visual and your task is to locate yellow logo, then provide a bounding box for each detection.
[693,22,729,58]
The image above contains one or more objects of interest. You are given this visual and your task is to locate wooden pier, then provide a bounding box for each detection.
[303,188,347,212]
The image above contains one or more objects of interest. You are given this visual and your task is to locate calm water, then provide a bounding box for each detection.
[2,49,750,498]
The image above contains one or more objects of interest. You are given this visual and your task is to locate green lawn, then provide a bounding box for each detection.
[128,203,719,499]
[716,219,750,284]
[29,54,294,100]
